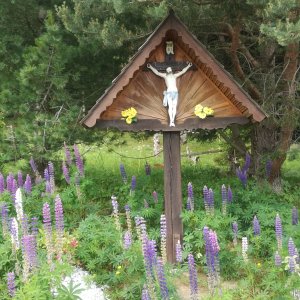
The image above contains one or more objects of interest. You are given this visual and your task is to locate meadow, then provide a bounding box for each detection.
[0,133,300,299]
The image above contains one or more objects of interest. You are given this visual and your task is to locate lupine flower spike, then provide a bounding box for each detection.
[15,188,24,222]
[64,142,72,166]
[43,203,53,266]
[62,162,70,184]
[188,182,194,211]
[0,173,5,193]
[188,253,199,300]
[253,215,261,236]
[7,271,16,297]
[152,191,158,204]
[142,287,151,300]
[274,251,282,266]
[160,214,167,264]
[208,188,215,215]
[17,170,23,188]
[157,257,169,300]
[292,207,298,225]
[55,195,64,262]
[203,186,209,213]
[24,175,32,194]
[22,234,38,280]
[123,231,132,249]
[48,161,55,194]
[10,218,20,252]
[1,204,9,237]
[221,184,227,215]
[74,144,84,177]
[242,237,248,262]
[232,222,238,246]
[119,163,127,184]
[111,196,121,231]
[124,205,132,235]
[275,214,283,251]
[176,240,183,263]
[145,162,151,176]
[130,175,136,195]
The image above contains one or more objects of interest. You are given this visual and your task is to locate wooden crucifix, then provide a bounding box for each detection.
[146,41,196,262]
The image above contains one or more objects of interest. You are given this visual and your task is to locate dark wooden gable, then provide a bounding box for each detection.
[82,11,266,130]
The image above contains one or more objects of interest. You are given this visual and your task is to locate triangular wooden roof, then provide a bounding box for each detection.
[82,10,266,131]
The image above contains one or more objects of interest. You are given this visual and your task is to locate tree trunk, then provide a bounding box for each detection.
[269,42,299,188]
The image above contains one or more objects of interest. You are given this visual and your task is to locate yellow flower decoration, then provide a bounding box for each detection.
[121,107,137,124]
[194,104,214,119]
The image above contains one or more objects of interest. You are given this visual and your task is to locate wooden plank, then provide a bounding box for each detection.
[163,131,182,263]
[93,117,249,131]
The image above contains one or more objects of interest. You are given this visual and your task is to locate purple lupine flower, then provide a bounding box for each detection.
[24,174,32,194]
[242,153,251,172]
[232,222,238,246]
[141,287,151,300]
[1,203,9,236]
[292,207,298,225]
[145,162,151,176]
[123,231,132,249]
[22,234,38,269]
[111,196,121,231]
[73,144,84,177]
[289,257,295,273]
[43,202,53,265]
[186,197,191,211]
[253,215,261,236]
[266,160,272,179]
[124,204,132,234]
[44,168,50,182]
[176,240,183,263]
[62,162,70,184]
[7,272,16,297]
[45,181,51,194]
[119,163,127,184]
[274,251,282,266]
[188,254,198,299]
[0,173,4,193]
[160,214,167,264]
[30,217,38,237]
[207,188,214,214]
[275,214,283,250]
[131,176,136,192]
[6,173,14,193]
[48,161,55,193]
[17,171,23,188]
[187,182,194,211]
[21,214,29,236]
[221,184,227,215]
[227,186,233,203]
[55,195,64,261]
[288,238,296,257]
[203,186,209,212]
[10,218,19,250]
[236,167,247,187]
[152,191,158,204]
[156,257,169,300]
[30,157,37,173]
[144,199,149,208]
[64,142,72,166]
[11,179,17,205]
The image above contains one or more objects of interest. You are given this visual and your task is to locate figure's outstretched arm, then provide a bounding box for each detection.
[147,63,166,78]
[174,62,192,78]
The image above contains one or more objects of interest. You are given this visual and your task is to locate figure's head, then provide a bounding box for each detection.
[166,67,172,74]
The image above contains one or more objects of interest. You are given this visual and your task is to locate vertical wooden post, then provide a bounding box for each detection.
[163,131,183,263]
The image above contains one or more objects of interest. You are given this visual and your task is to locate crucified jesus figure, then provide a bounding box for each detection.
[147,62,193,127]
